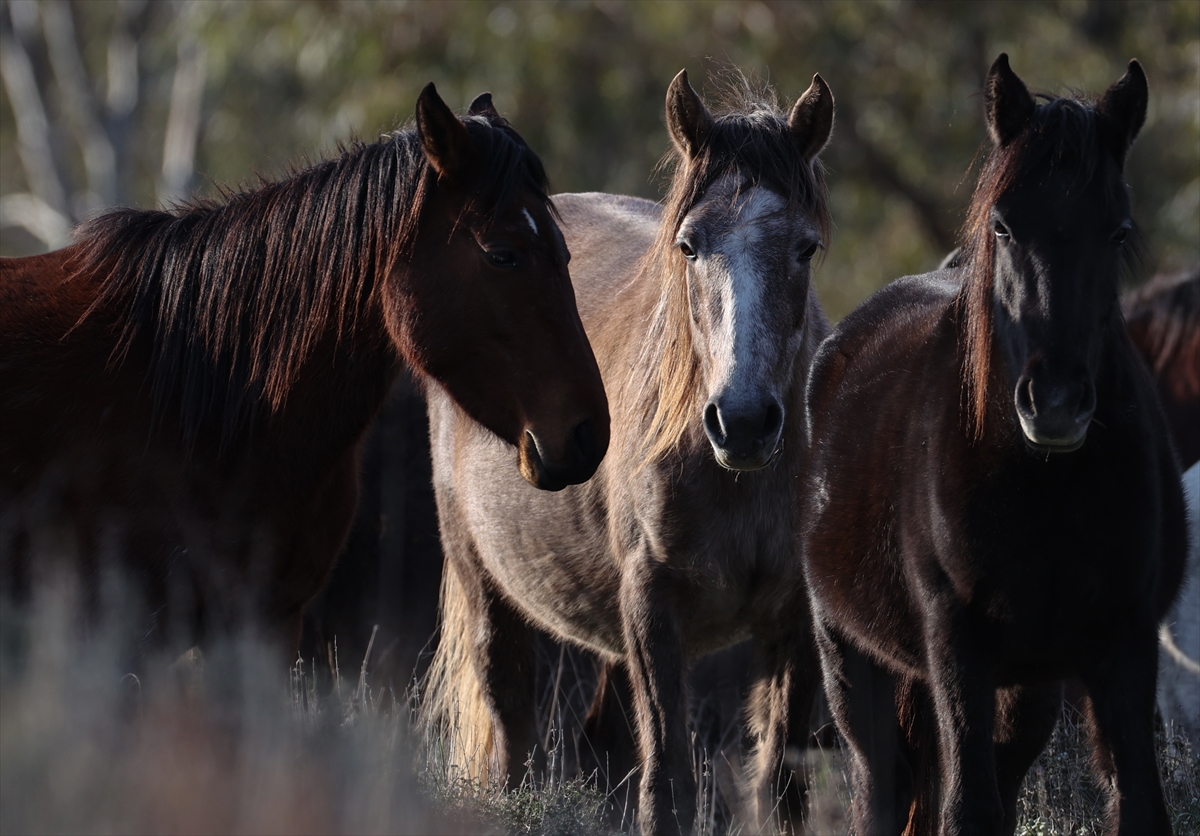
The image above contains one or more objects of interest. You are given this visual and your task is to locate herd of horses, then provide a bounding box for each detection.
[1,53,1195,836]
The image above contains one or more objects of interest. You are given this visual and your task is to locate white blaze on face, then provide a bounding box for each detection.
[521,208,539,236]
[694,185,789,404]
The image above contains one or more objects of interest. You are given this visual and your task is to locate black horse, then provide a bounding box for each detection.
[801,55,1186,835]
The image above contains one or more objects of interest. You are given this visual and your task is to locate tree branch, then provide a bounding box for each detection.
[0,3,69,220]
[159,33,206,207]
[0,191,71,248]
[41,0,118,209]
[837,103,960,254]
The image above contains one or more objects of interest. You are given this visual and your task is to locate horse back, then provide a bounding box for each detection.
[552,192,661,359]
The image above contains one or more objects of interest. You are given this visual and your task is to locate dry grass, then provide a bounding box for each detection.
[0,581,474,835]
[2,582,1196,836]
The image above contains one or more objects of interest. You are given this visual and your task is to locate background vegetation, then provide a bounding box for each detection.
[2,0,1197,318]
[2,2,1198,833]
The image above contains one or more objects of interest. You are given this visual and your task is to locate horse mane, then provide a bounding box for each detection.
[69,113,552,445]
[637,77,832,464]
[954,94,1142,440]
[1123,265,1200,378]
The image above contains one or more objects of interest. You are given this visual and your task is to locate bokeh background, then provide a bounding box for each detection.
[2,0,1197,320]
[2,5,1198,832]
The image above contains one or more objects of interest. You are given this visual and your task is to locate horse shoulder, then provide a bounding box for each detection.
[809,271,958,422]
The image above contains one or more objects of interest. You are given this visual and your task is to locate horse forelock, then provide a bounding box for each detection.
[639,85,832,464]
[70,115,552,448]
[955,94,1139,441]
[461,112,558,226]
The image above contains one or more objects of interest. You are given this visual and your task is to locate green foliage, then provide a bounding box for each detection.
[2,0,1196,316]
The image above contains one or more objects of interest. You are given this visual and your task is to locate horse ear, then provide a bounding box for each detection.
[468,92,499,118]
[985,53,1035,147]
[416,82,474,180]
[788,73,834,163]
[1095,60,1148,169]
[666,69,713,160]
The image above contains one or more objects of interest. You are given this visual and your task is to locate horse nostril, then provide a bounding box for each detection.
[762,401,784,439]
[1076,379,1097,422]
[1016,377,1036,418]
[703,402,725,444]
[569,418,598,465]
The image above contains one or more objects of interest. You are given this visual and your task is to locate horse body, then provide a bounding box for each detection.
[437,191,810,650]
[1,88,608,654]
[425,72,833,834]
[2,245,392,646]
[1124,265,1200,470]
[802,57,1186,835]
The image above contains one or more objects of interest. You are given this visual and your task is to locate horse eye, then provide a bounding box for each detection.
[798,242,820,261]
[486,249,519,269]
[993,220,1011,239]
[1112,225,1130,245]
[678,240,697,260]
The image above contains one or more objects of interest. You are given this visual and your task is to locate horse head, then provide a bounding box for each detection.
[981,54,1146,452]
[665,70,833,470]
[386,84,609,489]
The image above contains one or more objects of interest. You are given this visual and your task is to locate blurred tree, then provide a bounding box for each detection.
[2,0,1197,318]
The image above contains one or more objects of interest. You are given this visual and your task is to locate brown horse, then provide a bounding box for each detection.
[802,56,1186,835]
[421,70,833,834]
[0,86,608,658]
[1124,265,1200,470]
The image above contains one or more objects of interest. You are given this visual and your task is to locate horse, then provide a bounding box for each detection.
[801,55,1187,835]
[1123,265,1200,470]
[420,70,834,834]
[0,85,608,659]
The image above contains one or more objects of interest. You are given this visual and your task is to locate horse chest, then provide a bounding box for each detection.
[643,472,804,644]
[954,449,1165,675]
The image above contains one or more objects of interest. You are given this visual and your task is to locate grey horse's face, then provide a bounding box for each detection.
[677,174,822,470]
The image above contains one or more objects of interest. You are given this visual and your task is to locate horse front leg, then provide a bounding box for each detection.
[621,561,695,835]
[922,605,1001,836]
[1081,622,1171,836]
[579,658,640,824]
[993,682,1061,835]
[814,613,910,836]
[472,578,544,785]
[744,623,820,833]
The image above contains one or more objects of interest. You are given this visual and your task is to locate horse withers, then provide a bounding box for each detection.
[802,56,1186,835]
[422,70,833,834]
[0,87,607,658]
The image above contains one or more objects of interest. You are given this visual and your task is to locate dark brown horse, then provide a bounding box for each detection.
[421,70,833,834]
[1124,265,1200,470]
[802,56,1186,835]
[0,86,608,657]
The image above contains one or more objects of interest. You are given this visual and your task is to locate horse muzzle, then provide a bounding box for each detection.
[518,417,607,490]
[703,398,784,471]
[1014,374,1095,454]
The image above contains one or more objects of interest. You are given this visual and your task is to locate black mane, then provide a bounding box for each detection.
[70,113,552,445]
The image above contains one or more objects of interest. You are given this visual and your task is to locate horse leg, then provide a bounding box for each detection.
[580,659,640,827]
[1080,624,1170,836]
[469,578,544,785]
[921,608,1002,836]
[814,614,910,836]
[992,683,1061,835]
[895,672,938,836]
[744,626,820,833]
[620,561,694,835]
